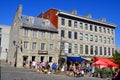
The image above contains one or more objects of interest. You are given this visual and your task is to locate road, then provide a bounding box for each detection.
[0,61,107,80]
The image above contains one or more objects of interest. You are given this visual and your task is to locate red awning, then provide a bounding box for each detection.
[93,57,118,68]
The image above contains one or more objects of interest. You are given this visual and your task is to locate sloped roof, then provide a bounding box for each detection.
[20,15,58,32]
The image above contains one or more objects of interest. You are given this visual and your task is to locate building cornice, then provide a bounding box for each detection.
[58,11,116,28]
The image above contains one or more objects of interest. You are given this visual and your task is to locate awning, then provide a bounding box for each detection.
[67,56,90,62]
[94,57,118,68]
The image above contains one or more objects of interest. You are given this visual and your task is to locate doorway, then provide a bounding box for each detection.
[32,56,36,61]
[23,56,28,67]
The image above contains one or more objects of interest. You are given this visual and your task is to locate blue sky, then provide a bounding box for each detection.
[0,0,120,47]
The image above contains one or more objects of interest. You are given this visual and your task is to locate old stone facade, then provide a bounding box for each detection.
[8,5,59,67]
[9,5,116,67]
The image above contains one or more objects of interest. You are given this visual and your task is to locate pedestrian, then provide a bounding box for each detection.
[32,60,36,69]
[112,69,120,80]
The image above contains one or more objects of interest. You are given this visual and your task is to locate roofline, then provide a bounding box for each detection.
[21,26,58,33]
[58,11,116,28]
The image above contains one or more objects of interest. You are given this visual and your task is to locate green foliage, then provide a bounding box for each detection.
[58,58,65,65]
[95,67,102,73]
[95,67,113,78]
[113,50,120,68]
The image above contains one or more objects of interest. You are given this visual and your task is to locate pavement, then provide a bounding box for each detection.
[0,60,108,80]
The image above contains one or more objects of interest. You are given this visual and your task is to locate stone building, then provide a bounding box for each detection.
[0,25,10,61]
[38,9,116,61]
[8,5,58,67]
[9,5,116,67]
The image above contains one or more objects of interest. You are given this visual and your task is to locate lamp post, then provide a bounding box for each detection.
[5,48,8,63]
[58,36,62,65]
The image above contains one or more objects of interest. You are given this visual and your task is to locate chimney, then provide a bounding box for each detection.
[84,14,92,19]
[16,4,22,17]
[70,10,77,15]
[99,18,106,22]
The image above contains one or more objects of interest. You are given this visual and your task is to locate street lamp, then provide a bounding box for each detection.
[58,36,63,65]
[5,48,8,63]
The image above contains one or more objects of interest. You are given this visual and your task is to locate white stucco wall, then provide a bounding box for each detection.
[0,25,10,60]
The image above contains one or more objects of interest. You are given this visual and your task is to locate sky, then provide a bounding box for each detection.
[0,0,120,47]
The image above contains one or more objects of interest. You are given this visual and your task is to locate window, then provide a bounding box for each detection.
[68,20,72,27]
[111,29,114,35]
[61,42,64,53]
[41,43,45,50]
[0,37,1,46]
[85,34,88,41]
[99,27,102,32]
[33,30,37,38]
[74,32,77,39]
[80,44,83,54]
[85,24,88,30]
[24,29,29,37]
[107,28,110,34]
[50,33,54,39]
[104,47,106,55]
[74,21,77,28]
[108,38,110,44]
[24,41,28,49]
[0,28,2,32]
[99,36,102,42]
[95,36,98,42]
[112,48,114,55]
[61,18,65,25]
[100,47,102,55]
[32,42,36,50]
[80,33,83,40]
[85,45,88,54]
[112,38,114,44]
[95,46,98,55]
[49,44,53,50]
[49,57,53,62]
[68,31,71,39]
[90,46,93,55]
[95,26,97,32]
[90,35,93,41]
[90,25,93,31]
[42,31,45,38]
[104,37,106,43]
[68,43,72,53]
[74,44,78,53]
[80,23,83,29]
[108,48,110,55]
[103,28,106,33]
[61,30,65,38]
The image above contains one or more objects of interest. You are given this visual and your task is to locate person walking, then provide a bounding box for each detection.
[112,69,120,80]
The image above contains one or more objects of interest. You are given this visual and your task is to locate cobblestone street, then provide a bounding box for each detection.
[0,61,107,80]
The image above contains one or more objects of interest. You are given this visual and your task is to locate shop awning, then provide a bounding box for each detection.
[67,56,90,62]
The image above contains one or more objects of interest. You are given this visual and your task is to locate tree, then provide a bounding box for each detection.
[112,50,120,68]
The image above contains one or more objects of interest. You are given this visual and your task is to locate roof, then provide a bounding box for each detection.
[20,15,58,32]
[58,10,116,28]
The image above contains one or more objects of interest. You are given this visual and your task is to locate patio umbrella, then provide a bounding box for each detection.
[92,60,108,67]
[104,60,118,68]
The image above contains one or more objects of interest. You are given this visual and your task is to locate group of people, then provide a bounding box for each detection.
[24,60,67,74]
[66,62,92,77]
[23,60,120,79]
